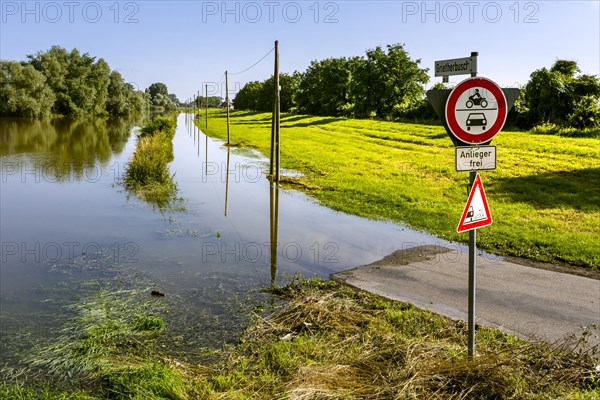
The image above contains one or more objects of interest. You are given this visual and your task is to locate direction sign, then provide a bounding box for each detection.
[445,77,507,145]
[435,56,476,77]
[455,146,496,172]
[457,174,492,233]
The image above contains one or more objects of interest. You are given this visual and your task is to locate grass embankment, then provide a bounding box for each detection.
[124,116,179,208]
[197,110,600,270]
[2,278,598,399]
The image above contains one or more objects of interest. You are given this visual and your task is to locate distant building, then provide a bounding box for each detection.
[220,101,234,110]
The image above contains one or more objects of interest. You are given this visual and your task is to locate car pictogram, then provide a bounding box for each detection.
[466,113,487,130]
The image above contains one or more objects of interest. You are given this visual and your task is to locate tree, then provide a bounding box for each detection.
[233,81,262,110]
[168,93,181,106]
[146,82,177,111]
[89,58,110,115]
[26,46,113,117]
[296,58,355,116]
[259,73,301,113]
[127,89,148,115]
[523,60,600,128]
[2,46,145,117]
[196,96,223,108]
[147,82,169,99]
[233,73,300,113]
[352,44,429,119]
[106,71,129,115]
[0,61,55,117]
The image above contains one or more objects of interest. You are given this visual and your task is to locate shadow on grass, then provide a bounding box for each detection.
[430,132,449,140]
[234,120,271,126]
[229,110,265,118]
[280,115,312,124]
[284,117,342,128]
[492,168,600,211]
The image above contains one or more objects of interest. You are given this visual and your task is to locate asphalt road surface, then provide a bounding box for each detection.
[332,245,600,352]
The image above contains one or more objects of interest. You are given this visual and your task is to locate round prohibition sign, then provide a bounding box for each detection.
[445,77,507,144]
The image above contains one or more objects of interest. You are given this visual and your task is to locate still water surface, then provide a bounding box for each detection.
[0,114,457,363]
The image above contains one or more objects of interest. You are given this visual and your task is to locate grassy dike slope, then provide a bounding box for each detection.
[198,110,600,270]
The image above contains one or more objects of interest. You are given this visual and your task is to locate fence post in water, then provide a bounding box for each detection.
[225,70,231,145]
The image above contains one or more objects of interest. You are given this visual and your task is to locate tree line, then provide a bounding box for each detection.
[232,44,600,131]
[0,46,181,118]
[234,44,431,121]
[511,60,600,130]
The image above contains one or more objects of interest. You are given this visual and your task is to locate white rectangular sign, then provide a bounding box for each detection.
[435,57,475,77]
[455,146,496,172]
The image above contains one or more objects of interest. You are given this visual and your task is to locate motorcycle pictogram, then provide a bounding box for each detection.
[465,89,488,108]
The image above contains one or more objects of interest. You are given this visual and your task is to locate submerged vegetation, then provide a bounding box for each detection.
[198,109,600,270]
[1,278,598,399]
[124,115,179,209]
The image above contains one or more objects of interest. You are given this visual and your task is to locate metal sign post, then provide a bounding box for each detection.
[469,56,478,357]
[427,51,518,357]
[468,171,476,356]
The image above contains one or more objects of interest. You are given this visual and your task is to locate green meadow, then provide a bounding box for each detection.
[198,110,600,270]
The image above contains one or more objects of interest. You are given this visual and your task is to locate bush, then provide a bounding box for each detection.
[529,122,600,138]
[569,95,600,129]
[138,116,175,138]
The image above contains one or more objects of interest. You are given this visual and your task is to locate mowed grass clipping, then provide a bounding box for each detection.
[198,110,600,269]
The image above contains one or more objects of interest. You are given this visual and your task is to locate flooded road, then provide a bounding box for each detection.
[1,113,458,363]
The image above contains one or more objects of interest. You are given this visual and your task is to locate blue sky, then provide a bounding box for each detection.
[1,1,599,101]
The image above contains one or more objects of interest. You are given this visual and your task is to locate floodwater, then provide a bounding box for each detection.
[0,113,461,364]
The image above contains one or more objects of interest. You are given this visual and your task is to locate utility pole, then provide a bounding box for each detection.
[205,84,208,130]
[273,40,281,182]
[270,41,277,178]
[225,70,231,145]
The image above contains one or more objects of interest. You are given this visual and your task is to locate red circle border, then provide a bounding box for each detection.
[445,77,507,144]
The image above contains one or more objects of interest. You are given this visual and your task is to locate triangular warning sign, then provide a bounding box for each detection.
[457,173,493,233]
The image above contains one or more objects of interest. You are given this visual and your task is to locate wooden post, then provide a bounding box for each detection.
[225,70,231,145]
[270,41,278,178]
[193,95,196,140]
[274,41,280,182]
[205,84,208,130]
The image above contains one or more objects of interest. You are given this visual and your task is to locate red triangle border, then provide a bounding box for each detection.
[457,173,493,233]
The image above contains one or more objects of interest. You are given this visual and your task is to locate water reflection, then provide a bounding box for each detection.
[0,112,467,368]
[225,146,230,217]
[0,117,140,181]
[270,181,280,286]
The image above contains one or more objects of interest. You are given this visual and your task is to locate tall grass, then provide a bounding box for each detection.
[3,278,597,399]
[210,278,599,399]
[124,116,179,209]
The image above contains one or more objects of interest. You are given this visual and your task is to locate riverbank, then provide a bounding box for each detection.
[196,110,600,270]
[1,277,597,399]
